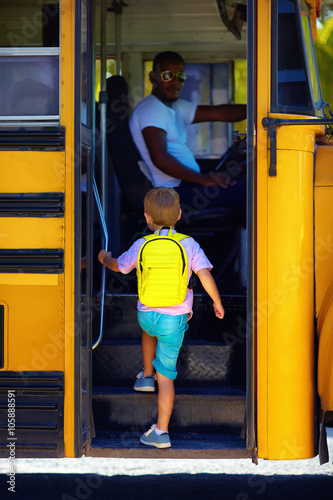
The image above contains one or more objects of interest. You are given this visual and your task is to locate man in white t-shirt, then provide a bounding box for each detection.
[129,51,246,220]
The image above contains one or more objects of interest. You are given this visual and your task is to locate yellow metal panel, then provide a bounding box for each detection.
[0,285,64,372]
[1,151,65,193]
[60,0,76,458]
[266,148,315,459]
[315,143,333,407]
[0,301,8,371]
[315,144,333,186]
[317,283,333,410]
[0,219,64,248]
[315,187,333,314]
[0,275,59,286]
[271,120,324,151]
[314,144,333,315]
[256,0,271,460]
[256,0,320,457]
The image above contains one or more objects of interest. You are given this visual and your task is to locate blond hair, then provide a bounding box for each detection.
[144,187,180,226]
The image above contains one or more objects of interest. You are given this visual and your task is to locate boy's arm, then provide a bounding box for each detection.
[196,268,225,319]
[98,250,120,272]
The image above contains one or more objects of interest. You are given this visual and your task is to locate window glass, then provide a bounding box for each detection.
[234,59,247,134]
[0,1,60,123]
[299,0,322,112]
[0,1,59,48]
[181,64,230,157]
[81,0,89,126]
[271,0,313,114]
[0,56,59,119]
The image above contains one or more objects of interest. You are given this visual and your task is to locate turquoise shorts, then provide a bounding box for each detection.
[137,310,189,380]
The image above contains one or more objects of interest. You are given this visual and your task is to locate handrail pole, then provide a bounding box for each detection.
[92,0,108,351]
[100,0,107,213]
[92,178,108,350]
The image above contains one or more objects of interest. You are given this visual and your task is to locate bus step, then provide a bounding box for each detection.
[86,431,251,459]
[92,387,245,434]
[92,340,232,388]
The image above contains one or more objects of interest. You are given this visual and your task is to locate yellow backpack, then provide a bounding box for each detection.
[137,226,190,307]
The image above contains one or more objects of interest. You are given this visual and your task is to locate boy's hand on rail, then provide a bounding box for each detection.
[98,249,111,266]
[98,250,120,272]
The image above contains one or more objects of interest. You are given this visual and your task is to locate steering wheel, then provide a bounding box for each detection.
[215,130,246,178]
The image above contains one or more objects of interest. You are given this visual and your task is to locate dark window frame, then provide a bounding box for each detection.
[271,0,316,115]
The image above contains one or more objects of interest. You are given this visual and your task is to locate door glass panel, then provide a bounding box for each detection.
[271,0,313,114]
[299,0,322,112]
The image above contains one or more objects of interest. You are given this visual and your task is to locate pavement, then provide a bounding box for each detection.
[2,472,333,499]
[1,428,333,499]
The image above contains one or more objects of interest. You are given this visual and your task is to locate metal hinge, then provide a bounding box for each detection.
[262,116,333,177]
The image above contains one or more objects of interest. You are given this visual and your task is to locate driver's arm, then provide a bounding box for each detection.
[193,104,246,124]
[142,126,220,186]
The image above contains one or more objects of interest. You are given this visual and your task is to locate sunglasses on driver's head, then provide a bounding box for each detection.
[159,71,187,83]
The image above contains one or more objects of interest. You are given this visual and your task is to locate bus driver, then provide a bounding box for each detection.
[129,51,247,221]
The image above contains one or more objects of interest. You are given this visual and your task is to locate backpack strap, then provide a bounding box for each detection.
[143,226,189,242]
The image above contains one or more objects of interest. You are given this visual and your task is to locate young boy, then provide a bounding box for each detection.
[98,187,224,449]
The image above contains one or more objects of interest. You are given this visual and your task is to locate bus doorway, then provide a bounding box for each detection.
[87,0,252,458]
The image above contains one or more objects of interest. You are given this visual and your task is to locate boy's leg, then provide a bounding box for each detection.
[140,313,188,447]
[142,330,157,377]
[140,371,174,449]
[156,371,174,432]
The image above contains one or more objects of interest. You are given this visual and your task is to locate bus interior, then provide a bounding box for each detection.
[86,0,250,458]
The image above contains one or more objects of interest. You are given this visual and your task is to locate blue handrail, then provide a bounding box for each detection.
[92,177,109,350]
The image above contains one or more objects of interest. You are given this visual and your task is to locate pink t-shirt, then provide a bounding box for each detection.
[117,228,212,318]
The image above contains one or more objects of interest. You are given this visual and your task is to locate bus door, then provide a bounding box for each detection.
[255,0,327,460]
[84,0,253,460]
[77,0,96,455]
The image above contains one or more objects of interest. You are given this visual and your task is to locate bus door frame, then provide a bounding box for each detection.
[74,0,96,456]
[246,0,257,461]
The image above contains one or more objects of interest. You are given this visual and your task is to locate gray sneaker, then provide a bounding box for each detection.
[140,424,171,449]
[133,371,156,392]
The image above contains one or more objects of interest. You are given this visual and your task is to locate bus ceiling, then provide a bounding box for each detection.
[100,0,247,62]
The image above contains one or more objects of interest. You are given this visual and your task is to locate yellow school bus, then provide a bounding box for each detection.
[0,0,332,463]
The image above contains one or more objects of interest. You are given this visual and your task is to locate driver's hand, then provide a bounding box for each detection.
[199,171,236,188]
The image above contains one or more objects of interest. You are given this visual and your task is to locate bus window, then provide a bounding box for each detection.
[0,1,60,124]
[180,63,231,158]
[299,0,323,114]
[271,0,314,114]
[0,55,59,119]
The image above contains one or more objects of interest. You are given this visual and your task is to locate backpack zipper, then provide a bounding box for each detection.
[138,237,186,274]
